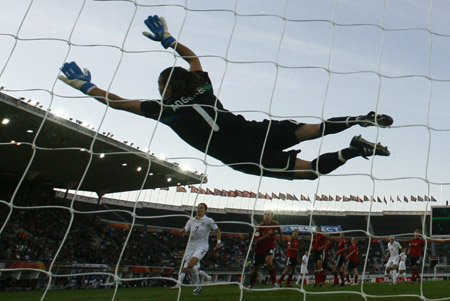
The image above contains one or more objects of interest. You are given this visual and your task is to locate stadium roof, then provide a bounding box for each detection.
[0,92,206,195]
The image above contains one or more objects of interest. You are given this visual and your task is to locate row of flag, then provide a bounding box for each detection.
[169,186,438,203]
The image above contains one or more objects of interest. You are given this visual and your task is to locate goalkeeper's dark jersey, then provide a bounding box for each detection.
[141,71,301,179]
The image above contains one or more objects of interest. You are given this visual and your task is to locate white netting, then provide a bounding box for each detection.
[0,0,449,300]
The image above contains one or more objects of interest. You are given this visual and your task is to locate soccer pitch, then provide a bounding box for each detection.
[1,282,448,300]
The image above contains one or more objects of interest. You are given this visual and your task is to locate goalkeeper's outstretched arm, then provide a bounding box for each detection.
[143,15,202,72]
[170,42,202,72]
[88,88,144,116]
[58,61,145,116]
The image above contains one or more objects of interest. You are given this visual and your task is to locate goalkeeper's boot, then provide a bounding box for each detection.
[350,135,390,159]
[356,111,393,128]
[170,284,180,290]
[193,286,202,295]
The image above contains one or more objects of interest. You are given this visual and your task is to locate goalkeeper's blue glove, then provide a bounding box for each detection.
[58,61,96,94]
[143,15,176,49]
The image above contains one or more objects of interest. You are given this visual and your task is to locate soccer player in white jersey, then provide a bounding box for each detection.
[398,248,408,282]
[296,251,309,285]
[171,203,221,295]
[384,236,402,285]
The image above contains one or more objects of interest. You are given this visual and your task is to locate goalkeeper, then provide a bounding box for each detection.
[58,15,393,180]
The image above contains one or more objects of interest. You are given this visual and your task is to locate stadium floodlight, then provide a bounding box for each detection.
[26,129,33,133]
[157,154,167,161]
[122,163,127,166]
[179,164,195,173]
[53,110,68,119]
[99,153,105,159]
[166,177,172,183]
[1,118,10,125]
[137,167,142,172]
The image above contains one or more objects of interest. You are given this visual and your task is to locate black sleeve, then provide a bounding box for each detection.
[140,100,162,119]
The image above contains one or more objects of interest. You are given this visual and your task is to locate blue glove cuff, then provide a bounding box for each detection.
[161,36,176,49]
[81,82,96,94]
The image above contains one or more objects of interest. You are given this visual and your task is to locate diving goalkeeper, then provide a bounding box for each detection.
[58,15,393,180]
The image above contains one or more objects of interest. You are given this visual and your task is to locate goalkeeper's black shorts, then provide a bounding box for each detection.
[219,119,304,180]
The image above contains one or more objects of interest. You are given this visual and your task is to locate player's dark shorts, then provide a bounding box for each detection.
[312,250,324,263]
[410,256,422,267]
[254,248,276,265]
[334,255,345,268]
[286,257,298,267]
[219,120,305,180]
[348,261,358,270]
[323,258,330,270]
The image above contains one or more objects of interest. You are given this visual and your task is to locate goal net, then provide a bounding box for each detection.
[0,0,449,300]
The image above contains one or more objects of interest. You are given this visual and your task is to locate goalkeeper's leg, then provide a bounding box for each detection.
[293,136,390,180]
[294,112,393,142]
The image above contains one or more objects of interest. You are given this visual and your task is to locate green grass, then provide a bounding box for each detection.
[1,281,448,300]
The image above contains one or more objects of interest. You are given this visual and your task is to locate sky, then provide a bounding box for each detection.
[1,0,450,213]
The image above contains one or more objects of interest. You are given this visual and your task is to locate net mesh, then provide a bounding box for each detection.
[0,0,449,300]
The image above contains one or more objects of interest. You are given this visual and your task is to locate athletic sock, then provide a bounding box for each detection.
[269,267,277,284]
[178,272,186,284]
[340,272,345,284]
[392,270,397,284]
[346,274,350,283]
[310,152,345,175]
[320,271,326,284]
[354,275,358,284]
[286,274,293,286]
[191,266,200,285]
[278,273,285,285]
[320,116,357,135]
[249,273,256,286]
[333,272,339,284]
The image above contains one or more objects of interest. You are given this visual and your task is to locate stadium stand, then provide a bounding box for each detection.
[1,181,447,290]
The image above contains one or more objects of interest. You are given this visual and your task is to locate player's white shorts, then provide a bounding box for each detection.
[300,265,308,275]
[399,261,406,271]
[386,257,400,268]
[183,247,208,267]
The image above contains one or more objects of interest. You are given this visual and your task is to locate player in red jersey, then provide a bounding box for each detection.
[278,229,300,287]
[408,229,425,283]
[346,237,359,286]
[322,234,333,285]
[248,210,283,289]
[332,233,349,286]
[311,226,330,287]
